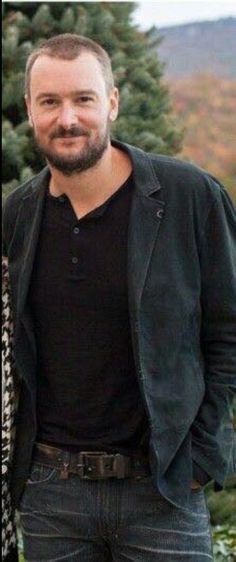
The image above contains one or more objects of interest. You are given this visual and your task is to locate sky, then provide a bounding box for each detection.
[3,1,236,30]
[133,1,236,29]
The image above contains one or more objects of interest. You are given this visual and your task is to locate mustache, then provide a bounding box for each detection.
[49,127,90,140]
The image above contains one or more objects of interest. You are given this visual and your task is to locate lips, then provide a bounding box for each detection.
[57,133,85,138]
[55,135,86,142]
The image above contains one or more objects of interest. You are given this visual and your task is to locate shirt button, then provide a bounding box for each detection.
[73,227,80,234]
[72,257,78,264]
[59,196,65,203]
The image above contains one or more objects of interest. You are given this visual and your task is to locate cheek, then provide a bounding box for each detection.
[93,114,110,133]
[33,118,54,137]
[82,107,108,127]
[31,108,55,130]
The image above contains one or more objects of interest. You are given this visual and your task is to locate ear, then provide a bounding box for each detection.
[109,87,119,122]
[25,95,33,127]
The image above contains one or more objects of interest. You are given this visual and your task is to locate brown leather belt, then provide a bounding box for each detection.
[33,443,151,480]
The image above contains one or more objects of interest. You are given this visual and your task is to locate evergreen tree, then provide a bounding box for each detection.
[2,1,182,197]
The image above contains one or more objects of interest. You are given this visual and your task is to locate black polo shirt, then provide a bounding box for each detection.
[29,175,149,458]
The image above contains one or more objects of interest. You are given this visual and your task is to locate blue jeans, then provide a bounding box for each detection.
[19,462,213,561]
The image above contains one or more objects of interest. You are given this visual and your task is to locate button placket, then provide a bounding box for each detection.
[71,222,80,265]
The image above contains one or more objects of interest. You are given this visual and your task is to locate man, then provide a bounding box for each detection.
[3,33,236,562]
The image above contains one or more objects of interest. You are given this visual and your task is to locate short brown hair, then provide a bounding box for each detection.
[25,33,114,96]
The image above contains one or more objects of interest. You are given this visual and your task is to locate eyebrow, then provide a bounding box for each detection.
[36,90,98,101]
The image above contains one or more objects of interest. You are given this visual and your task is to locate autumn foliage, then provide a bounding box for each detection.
[169,74,236,203]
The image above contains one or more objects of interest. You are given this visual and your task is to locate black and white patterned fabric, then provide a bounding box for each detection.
[2,258,18,561]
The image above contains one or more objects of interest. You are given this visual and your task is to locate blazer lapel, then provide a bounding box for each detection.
[121,143,165,317]
[17,169,49,317]
[128,193,165,316]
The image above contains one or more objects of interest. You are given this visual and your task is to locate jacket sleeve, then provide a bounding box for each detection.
[191,183,236,487]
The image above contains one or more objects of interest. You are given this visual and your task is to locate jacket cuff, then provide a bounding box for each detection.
[192,461,212,486]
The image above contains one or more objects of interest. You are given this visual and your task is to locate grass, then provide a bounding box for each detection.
[212,525,236,561]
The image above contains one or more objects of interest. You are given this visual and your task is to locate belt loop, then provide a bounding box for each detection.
[59,450,70,480]
[59,463,69,479]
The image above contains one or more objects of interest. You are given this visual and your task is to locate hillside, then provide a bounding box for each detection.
[155,18,236,203]
[169,74,236,202]
[157,18,236,80]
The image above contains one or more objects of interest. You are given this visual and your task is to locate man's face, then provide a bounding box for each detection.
[25,53,119,175]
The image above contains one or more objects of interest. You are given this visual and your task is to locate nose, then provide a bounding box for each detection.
[57,102,78,129]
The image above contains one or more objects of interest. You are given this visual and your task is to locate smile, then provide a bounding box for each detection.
[55,136,86,142]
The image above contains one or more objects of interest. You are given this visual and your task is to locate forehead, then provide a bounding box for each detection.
[29,52,107,96]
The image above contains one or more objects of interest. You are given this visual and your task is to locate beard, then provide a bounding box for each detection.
[33,124,110,177]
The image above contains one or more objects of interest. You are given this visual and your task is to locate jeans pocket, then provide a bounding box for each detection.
[27,462,57,485]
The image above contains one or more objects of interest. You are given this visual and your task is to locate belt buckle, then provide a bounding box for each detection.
[77,452,127,480]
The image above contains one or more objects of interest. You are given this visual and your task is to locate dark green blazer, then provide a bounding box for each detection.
[3,140,236,509]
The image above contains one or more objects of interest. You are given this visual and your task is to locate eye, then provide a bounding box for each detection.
[41,98,58,106]
[76,96,94,103]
